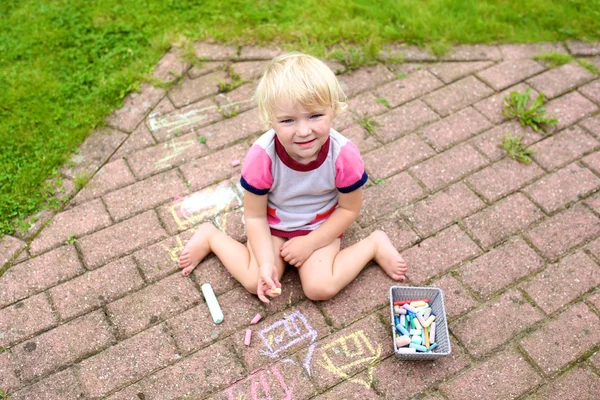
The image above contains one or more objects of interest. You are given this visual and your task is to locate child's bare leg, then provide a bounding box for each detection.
[179,222,286,292]
[298,230,407,301]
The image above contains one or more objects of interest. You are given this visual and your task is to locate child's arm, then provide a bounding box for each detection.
[244,191,281,302]
[280,188,362,267]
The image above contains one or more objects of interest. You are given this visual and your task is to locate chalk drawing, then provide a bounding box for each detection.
[258,311,317,375]
[154,138,196,170]
[170,181,242,231]
[161,236,184,263]
[148,105,215,137]
[224,365,296,400]
[316,330,382,389]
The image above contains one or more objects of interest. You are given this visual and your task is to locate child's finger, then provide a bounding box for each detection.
[257,286,270,303]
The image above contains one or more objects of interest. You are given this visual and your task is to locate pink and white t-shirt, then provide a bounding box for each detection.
[240,129,368,238]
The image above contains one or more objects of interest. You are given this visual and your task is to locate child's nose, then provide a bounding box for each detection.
[297,121,311,136]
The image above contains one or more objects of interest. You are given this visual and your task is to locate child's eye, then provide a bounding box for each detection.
[280,119,293,123]
[310,114,323,119]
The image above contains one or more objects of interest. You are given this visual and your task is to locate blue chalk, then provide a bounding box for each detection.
[396,323,409,336]
[409,343,428,352]
[429,342,439,351]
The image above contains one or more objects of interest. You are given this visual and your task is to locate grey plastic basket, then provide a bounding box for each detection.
[389,286,451,360]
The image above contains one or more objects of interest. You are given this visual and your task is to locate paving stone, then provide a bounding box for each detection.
[580,114,600,139]
[372,100,439,143]
[363,133,435,179]
[209,358,316,400]
[214,206,246,243]
[591,350,600,372]
[77,210,167,269]
[358,172,425,226]
[441,44,503,61]
[106,84,165,132]
[431,274,478,319]
[231,301,333,371]
[340,123,381,154]
[545,91,599,132]
[103,169,189,221]
[333,92,390,131]
[580,79,600,104]
[11,208,54,242]
[10,368,84,400]
[169,287,263,353]
[201,109,263,150]
[0,235,26,267]
[463,193,544,250]
[231,60,267,81]
[421,107,492,151]
[380,43,437,62]
[471,120,543,162]
[132,230,193,282]
[0,293,56,348]
[152,49,190,82]
[591,55,600,70]
[525,162,600,213]
[477,60,546,91]
[373,69,444,108]
[428,61,494,84]
[451,289,544,357]
[439,349,541,400]
[410,143,488,191]
[0,351,20,393]
[402,225,482,285]
[13,310,114,382]
[238,45,284,59]
[194,42,238,59]
[532,126,599,172]
[319,266,398,329]
[188,61,227,79]
[521,251,600,314]
[149,95,177,116]
[373,343,470,399]
[526,203,600,261]
[338,64,395,98]
[298,314,393,391]
[467,157,545,202]
[191,255,241,295]
[30,199,112,255]
[214,81,258,116]
[71,159,136,205]
[587,291,600,311]
[527,62,596,99]
[120,340,245,399]
[357,216,420,252]
[111,122,157,162]
[420,392,446,400]
[106,273,201,339]
[566,41,600,56]
[146,98,222,143]
[309,369,381,400]
[60,127,128,180]
[168,70,228,107]
[423,76,495,117]
[157,180,242,234]
[460,238,544,299]
[530,364,600,400]
[180,142,249,191]
[499,42,569,60]
[520,302,600,375]
[49,256,144,321]
[78,324,178,398]
[0,245,83,308]
[473,82,537,124]
[401,183,486,237]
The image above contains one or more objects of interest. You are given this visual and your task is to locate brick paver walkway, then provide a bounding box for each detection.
[2,41,600,399]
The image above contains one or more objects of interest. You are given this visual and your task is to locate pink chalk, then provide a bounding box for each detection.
[231,159,241,167]
[250,313,262,324]
[244,328,252,346]
[395,335,411,348]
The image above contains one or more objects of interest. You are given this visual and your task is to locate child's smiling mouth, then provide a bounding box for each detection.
[295,138,316,147]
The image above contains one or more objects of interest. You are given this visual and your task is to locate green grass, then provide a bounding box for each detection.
[534,52,600,74]
[499,131,535,164]
[2,0,600,235]
[503,88,558,132]
[353,112,381,136]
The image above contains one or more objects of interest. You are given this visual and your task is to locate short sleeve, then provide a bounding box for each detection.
[240,145,273,195]
[335,142,368,193]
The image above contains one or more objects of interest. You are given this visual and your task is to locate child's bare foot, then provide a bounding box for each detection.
[179,223,216,276]
[371,230,407,281]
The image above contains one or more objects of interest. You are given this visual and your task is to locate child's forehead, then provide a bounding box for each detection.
[271,97,328,115]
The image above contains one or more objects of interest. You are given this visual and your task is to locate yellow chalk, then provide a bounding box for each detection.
[423,315,436,328]
[270,287,282,295]
[424,326,430,349]
[410,300,428,308]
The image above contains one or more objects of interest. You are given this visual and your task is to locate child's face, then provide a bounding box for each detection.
[270,99,333,164]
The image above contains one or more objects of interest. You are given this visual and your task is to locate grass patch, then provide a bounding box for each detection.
[0,387,8,400]
[376,97,391,108]
[328,43,380,71]
[217,66,244,93]
[73,172,91,191]
[533,52,573,68]
[503,88,558,132]
[577,59,600,74]
[2,0,600,234]
[353,112,381,136]
[499,131,535,164]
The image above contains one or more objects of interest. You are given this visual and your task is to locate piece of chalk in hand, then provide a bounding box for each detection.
[244,328,252,346]
[250,314,262,324]
[270,287,281,295]
[201,283,224,324]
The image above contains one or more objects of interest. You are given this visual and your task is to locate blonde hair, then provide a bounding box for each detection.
[256,53,347,127]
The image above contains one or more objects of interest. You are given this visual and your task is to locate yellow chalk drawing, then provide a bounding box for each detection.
[170,181,242,231]
[161,236,184,263]
[316,330,382,389]
[155,138,196,170]
[148,105,216,136]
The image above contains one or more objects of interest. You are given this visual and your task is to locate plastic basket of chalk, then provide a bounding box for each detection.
[389,286,451,360]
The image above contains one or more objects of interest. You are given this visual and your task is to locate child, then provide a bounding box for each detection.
[179,53,407,303]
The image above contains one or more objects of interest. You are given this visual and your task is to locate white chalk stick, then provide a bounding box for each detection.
[201,283,224,324]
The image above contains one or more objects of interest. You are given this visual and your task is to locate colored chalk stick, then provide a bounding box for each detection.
[410,300,428,308]
[270,287,281,295]
[402,304,418,313]
[409,343,428,352]
[244,328,252,346]
[397,348,417,353]
[396,323,409,336]
[429,322,437,343]
[393,298,430,306]
[422,315,436,328]
[250,313,262,324]
[429,342,439,351]
[396,335,411,348]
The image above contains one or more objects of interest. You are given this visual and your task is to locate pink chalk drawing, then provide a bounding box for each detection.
[258,311,317,375]
[224,365,296,400]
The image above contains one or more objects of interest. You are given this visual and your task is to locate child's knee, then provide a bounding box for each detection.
[302,282,338,301]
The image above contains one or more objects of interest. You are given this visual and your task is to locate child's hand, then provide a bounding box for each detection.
[280,236,316,267]
[257,263,281,303]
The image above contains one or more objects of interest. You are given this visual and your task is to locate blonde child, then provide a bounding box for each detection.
[179,53,407,303]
